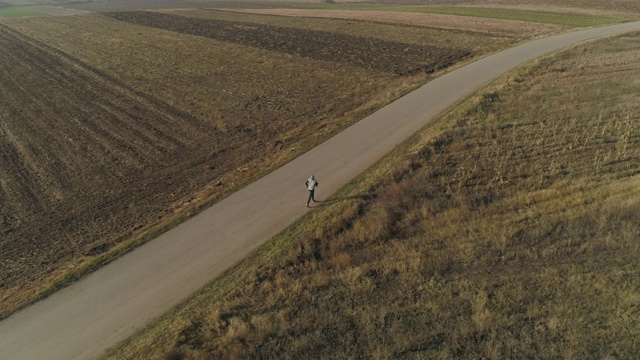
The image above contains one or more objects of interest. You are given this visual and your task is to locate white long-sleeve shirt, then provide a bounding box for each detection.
[306,176,318,191]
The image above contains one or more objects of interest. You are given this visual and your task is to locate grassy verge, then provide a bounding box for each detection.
[104,30,640,360]
[0,6,39,18]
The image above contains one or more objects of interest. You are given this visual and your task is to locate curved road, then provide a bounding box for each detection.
[2,21,640,360]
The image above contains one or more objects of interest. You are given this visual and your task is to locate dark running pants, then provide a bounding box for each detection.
[307,190,315,205]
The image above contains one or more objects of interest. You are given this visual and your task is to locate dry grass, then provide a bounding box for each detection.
[104,32,640,359]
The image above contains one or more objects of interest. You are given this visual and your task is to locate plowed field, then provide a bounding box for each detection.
[0,23,231,312]
[106,11,470,76]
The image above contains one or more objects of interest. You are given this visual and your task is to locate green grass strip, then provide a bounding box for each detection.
[0,7,41,18]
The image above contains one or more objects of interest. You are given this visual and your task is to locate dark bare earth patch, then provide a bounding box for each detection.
[105,11,471,76]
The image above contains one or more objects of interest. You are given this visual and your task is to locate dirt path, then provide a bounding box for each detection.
[1,21,639,360]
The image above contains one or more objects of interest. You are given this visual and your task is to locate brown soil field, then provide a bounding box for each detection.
[0,10,483,318]
[105,11,471,76]
[0,22,226,313]
[224,8,565,37]
[160,8,516,53]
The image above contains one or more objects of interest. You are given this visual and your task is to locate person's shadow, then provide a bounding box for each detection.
[308,193,375,208]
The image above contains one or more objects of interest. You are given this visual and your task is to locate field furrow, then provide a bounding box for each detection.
[0,23,230,311]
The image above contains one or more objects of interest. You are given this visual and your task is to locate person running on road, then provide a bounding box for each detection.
[305,175,319,208]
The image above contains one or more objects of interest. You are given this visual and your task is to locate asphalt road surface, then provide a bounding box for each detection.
[1,21,639,360]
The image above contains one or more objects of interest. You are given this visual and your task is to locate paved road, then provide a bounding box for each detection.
[1,21,639,360]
